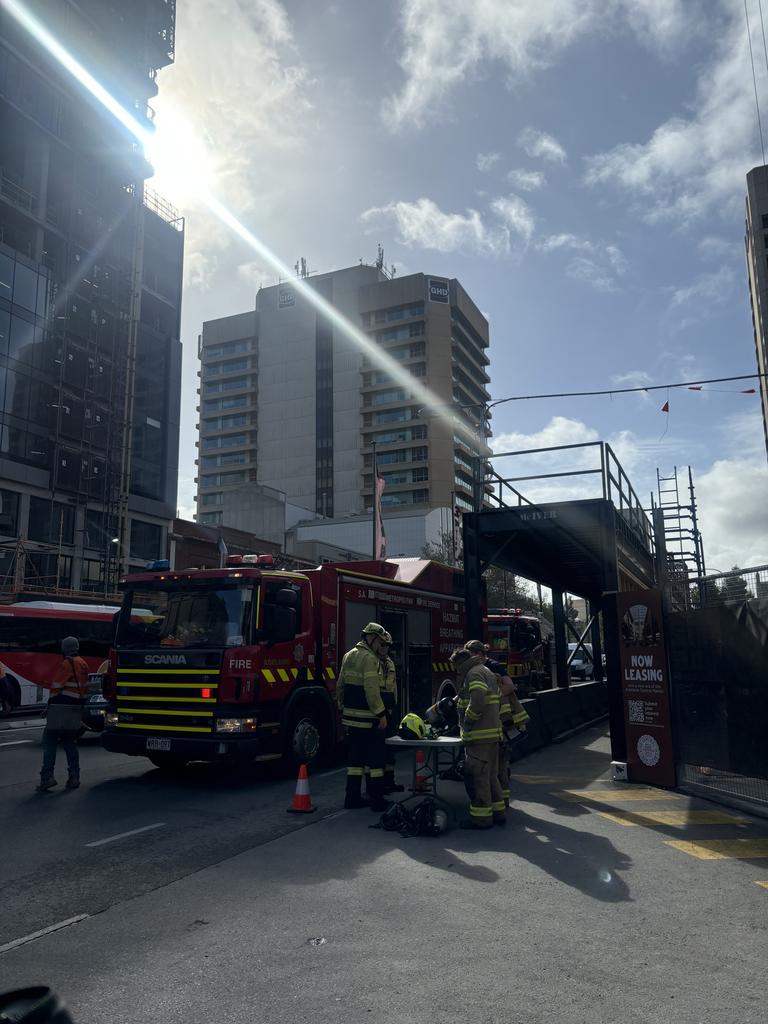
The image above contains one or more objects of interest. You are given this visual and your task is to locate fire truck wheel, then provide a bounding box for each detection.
[147,753,188,773]
[285,709,325,771]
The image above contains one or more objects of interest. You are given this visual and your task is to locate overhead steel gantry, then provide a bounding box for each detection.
[463,441,656,689]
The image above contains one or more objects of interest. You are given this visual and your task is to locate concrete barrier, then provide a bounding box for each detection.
[530,687,585,740]
[571,680,608,724]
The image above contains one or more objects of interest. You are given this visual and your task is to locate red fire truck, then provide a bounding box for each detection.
[486,608,549,696]
[102,556,472,771]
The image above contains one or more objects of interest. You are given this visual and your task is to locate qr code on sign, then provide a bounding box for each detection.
[628,700,645,723]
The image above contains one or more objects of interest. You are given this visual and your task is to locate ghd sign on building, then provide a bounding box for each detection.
[428,278,449,303]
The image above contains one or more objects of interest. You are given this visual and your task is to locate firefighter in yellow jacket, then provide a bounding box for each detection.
[450,647,505,829]
[379,649,405,794]
[336,622,392,811]
[465,640,530,808]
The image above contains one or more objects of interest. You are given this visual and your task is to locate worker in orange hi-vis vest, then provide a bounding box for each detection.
[37,636,89,793]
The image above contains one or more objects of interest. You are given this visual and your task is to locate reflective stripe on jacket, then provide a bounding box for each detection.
[380,656,397,711]
[50,656,89,701]
[456,656,502,745]
[336,640,386,729]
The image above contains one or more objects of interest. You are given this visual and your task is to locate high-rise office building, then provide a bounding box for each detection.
[0,1,183,593]
[745,166,768,460]
[196,264,491,527]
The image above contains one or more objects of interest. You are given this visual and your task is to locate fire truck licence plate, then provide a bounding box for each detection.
[146,738,171,752]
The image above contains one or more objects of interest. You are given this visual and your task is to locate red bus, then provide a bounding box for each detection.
[0,601,119,720]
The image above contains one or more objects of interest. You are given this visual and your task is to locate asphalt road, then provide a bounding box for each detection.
[1,723,767,1024]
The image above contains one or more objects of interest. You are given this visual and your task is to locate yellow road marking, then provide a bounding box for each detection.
[598,809,748,827]
[510,775,605,785]
[561,788,680,803]
[665,839,768,860]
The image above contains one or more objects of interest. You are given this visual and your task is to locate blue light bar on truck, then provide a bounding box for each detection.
[145,559,170,571]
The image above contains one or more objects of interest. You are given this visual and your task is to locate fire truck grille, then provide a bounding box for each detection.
[114,669,218,734]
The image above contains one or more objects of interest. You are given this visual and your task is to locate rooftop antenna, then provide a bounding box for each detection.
[295,257,309,279]
[376,244,385,272]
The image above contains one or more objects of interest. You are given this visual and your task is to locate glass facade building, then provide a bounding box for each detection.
[0,1,183,594]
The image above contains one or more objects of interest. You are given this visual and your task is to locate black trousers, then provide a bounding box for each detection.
[346,724,386,781]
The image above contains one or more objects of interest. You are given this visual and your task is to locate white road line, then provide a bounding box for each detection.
[0,915,89,956]
[0,740,32,748]
[316,766,346,778]
[86,822,166,848]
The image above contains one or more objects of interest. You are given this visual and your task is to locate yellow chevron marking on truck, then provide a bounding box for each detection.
[326,667,335,679]
[664,839,768,860]
[115,723,211,733]
[117,668,215,675]
[262,670,276,683]
[598,809,748,827]
[117,707,214,717]
[115,696,215,703]
[115,683,218,691]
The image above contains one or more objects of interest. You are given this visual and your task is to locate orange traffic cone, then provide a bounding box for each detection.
[414,749,429,792]
[287,764,317,814]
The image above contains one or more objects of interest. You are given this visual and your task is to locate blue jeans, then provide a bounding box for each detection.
[41,729,79,779]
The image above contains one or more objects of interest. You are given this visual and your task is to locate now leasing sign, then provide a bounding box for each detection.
[616,589,675,786]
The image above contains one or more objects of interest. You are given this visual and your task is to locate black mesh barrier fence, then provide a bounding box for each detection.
[666,571,768,814]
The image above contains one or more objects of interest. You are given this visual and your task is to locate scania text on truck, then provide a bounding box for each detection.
[101,556,475,771]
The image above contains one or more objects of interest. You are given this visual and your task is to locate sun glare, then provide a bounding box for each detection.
[145,106,216,203]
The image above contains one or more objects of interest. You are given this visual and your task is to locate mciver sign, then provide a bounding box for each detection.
[428,279,449,303]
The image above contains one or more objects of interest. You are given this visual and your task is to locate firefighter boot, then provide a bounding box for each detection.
[382,770,405,794]
[344,775,370,810]
[368,776,391,813]
[66,773,80,790]
[36,775,58,793]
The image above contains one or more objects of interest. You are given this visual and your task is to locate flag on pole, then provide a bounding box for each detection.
[374,458,386,559]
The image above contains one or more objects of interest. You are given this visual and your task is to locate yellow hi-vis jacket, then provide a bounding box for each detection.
[456,656,502,745]
[336,640,386,729]
[380,655,397,712]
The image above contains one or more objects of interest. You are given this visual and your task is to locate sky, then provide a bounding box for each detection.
[147,0,768,572]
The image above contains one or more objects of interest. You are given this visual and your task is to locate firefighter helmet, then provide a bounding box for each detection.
[398,712,427,740]
[362,622,392,643]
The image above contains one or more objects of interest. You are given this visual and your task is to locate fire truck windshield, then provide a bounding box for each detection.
[116,583,254,649]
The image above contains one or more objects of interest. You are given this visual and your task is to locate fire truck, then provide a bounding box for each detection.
[102,556,472,771]
[486,608,550,696]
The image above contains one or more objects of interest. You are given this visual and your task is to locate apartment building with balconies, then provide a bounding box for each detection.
[195,264,491,531]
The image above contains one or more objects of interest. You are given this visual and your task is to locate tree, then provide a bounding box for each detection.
[420,531,542,614]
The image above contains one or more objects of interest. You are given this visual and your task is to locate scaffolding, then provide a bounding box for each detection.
[652,466,706,589]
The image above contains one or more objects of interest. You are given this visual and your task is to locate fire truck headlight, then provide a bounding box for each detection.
[215,717,258,733]
[106,713,119,726]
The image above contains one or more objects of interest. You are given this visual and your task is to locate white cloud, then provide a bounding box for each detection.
[383,0,690,130]
[696,456,768,568]
[477,152,501,172]
[612,370,654,386]
[663,266,736,332]
[583,13,760,222]
[360,197,509,256]
[237,260,279,290]
[537,233,627,291]
[507,168,546,191]
[490,194,535,244]
[518,126,567,164]
[361,193,534,256]
[183,251,217,291]
[490,411,768,568]
[698,235,739,262]
[150,0,312,285]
